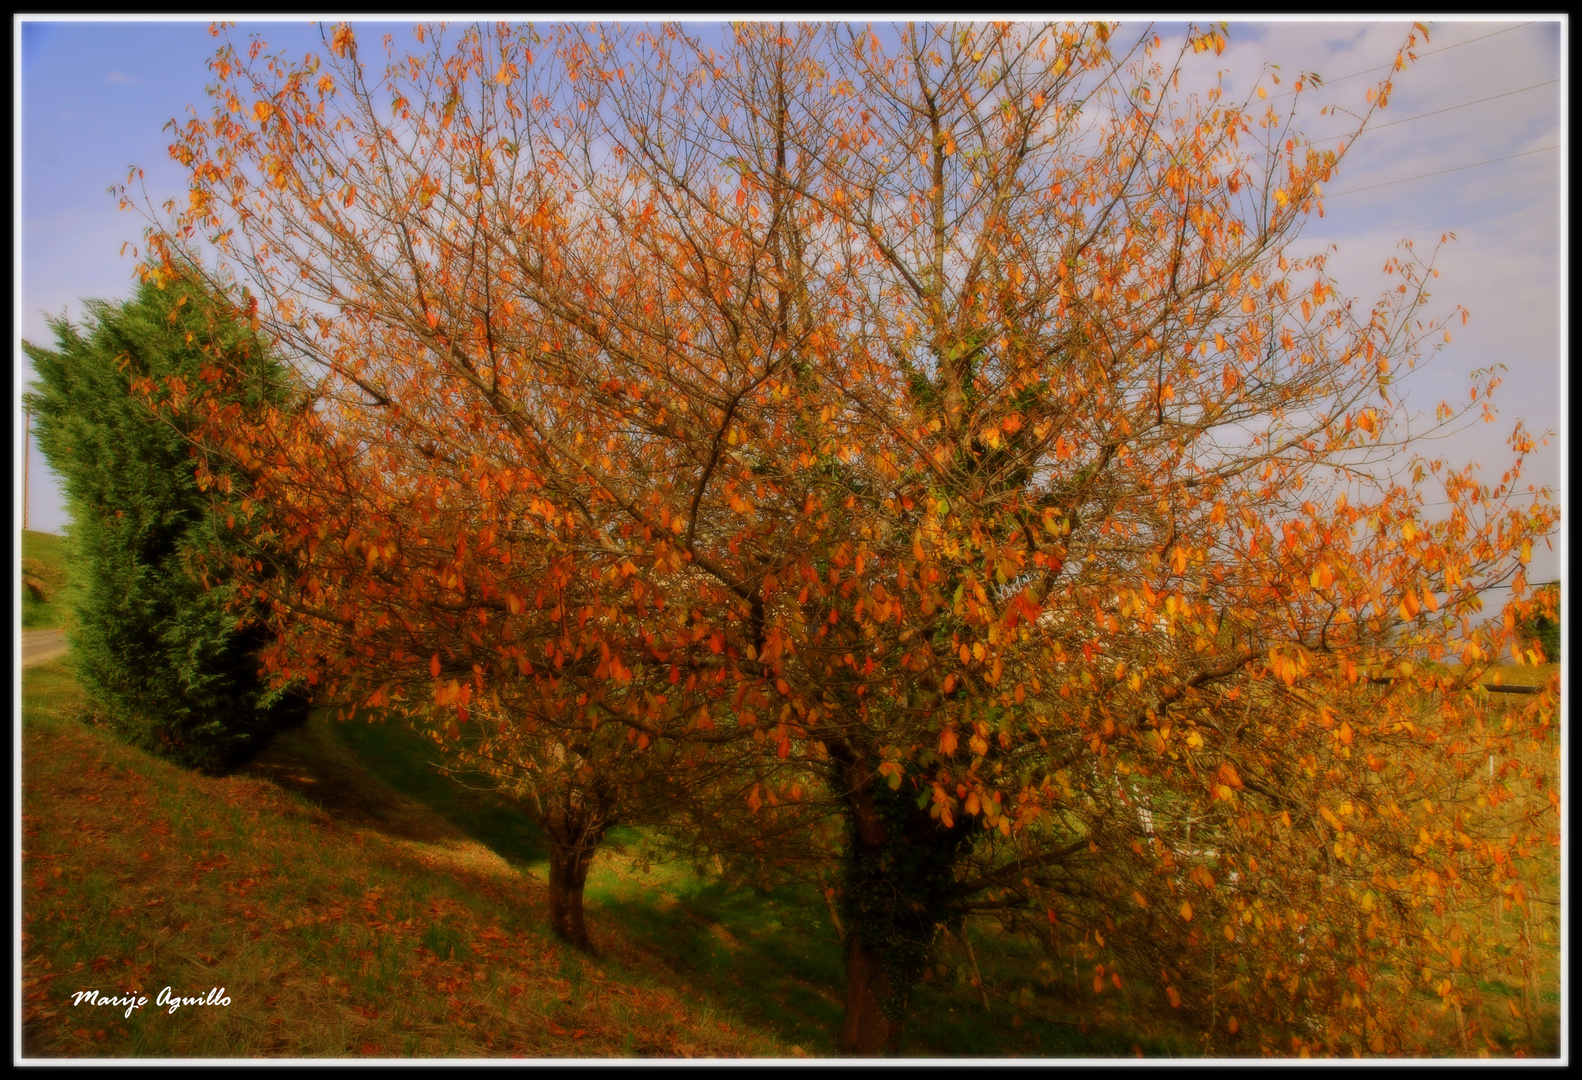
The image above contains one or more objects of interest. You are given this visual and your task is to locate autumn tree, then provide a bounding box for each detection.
[176,341,792,951]
[147,19,1558,1053]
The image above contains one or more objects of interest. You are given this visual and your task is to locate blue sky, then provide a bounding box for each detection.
[14,16,1565,587]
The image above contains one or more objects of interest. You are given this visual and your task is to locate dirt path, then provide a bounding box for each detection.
[21,629,67,668]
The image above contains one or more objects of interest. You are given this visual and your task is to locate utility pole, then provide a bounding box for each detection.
[23,405,29,532]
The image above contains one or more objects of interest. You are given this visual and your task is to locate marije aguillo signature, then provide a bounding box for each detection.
[70,987,232,1018]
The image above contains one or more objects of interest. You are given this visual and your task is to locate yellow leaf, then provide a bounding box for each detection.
[253,101,274,123]
[1179,900,1193,921]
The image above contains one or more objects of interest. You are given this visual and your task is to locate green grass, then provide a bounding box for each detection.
[22,529,75,629]
[302,713,1205,1057]
[325,715,550,867]
[1382,672,1562,1058]
[22,660,788,1059]
[24,660,1559,1058]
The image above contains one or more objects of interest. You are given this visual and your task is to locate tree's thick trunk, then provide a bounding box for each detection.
[832,743,975,1056]
[840,930,904,1055]
[541,783,610,953]
[835,750,905,1056]
[547,839,597,952]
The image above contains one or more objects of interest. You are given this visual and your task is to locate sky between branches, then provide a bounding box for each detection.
[15,16,1564,588]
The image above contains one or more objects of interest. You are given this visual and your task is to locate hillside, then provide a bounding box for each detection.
[22,658,1556,1058]
[21,659,790,1058]
[21,660,1171,1059]
[22,530,74,629]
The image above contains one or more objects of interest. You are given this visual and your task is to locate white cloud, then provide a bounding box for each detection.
[105,70,145,86]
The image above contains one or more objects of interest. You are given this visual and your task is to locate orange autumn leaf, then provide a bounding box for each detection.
[150,19,1558,1055]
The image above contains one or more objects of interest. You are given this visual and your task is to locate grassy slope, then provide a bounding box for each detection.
[22,529,75,629]
[23,659,1559,1058]
[21,660,789,1059]
[309,692,1564,1058]
[318,713,1184,1056]
[1457,688,1564,1057]
[21,661,1186,1059]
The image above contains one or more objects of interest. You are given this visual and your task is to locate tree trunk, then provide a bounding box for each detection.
[831,742,976,1056]
[834,749,906,1056]
[840,930,903,1055]
[541,782,610,953]
[547,838,597,952]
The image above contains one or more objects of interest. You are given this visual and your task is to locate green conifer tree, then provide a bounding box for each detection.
[23,276,308,772]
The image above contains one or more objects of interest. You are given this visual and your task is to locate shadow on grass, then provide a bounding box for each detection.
[261,712,1198,1058]
[324,714,553,868]
[243,710,550,865]
[594,867,1187,1057]
[593,873,848,1054]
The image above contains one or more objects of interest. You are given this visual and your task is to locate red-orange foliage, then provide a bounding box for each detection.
[147,20,1558,1054]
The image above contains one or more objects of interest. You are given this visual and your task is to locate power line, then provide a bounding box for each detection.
[1410,486,1561,509]
[1322,144,1558,197]
[1362,78,1558,132]
[1403,21,1535,61]
[1266,22,1535,100]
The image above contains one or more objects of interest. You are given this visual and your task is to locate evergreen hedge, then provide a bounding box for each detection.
[23,277,308,772]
